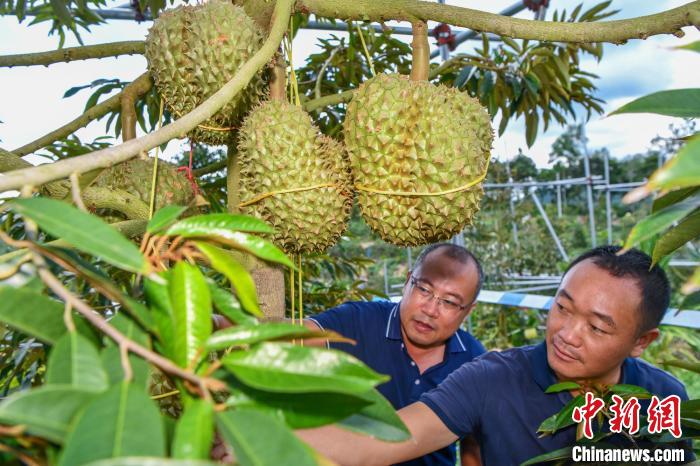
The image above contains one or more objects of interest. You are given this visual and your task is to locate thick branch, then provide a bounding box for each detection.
[82,186,150,219]
[121,73,153,142]
[299,0,700,43]
[0,41,145,68]
[11,73,152,157]
[303,89,354,113]
[410,21,429,81]
[0,147,69,198]
[193,159,227,177]
[0,0,294,193]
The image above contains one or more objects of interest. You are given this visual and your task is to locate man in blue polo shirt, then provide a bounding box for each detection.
[304,243,486,466]
[299,246,694,465]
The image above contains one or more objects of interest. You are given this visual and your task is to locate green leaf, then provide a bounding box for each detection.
[525,111,539,148]
[207,279,258,326]
[167,213,273,237]
[222,342,388,395]
[609,89,700,118]
[675,40,700,53]
[652,208,700,264]
[144,273,176,358]
[0,385,99,443]
[520,446,572,466]
[46,331,109,392]
[537,395,584,435]
[624,193,700,250]
[647,136,700,192]
[610,384,651,397]
[168,262,212,368]
[59,382,166,466]
[50,0,73,25]
[195,230,294,269]
[101,346,150,390]
[206,322,350,350]
[147,205,188,234]
[652,187,700,213]
[10,198,147,273]
[195,242,261,317]
[172,400,214,460]
[0,286,96,345]
[679,290,700,311]
[337,389,411,442]
[224,379,370,429]
[544,381,580,393]
[84,459,220,466]
[216,409,316,466]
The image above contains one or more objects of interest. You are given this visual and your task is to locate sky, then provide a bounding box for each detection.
[0,0,698,171]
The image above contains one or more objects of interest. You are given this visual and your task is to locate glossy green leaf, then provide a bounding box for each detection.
[169,262,212,368]
[147,205,188,234]
[646,136,700,192]
[207,279,258,326]
[544,381,580,394]
[679,290,700,310]
[610,384,651,397]
[144,274,176,359]
[652,187,700,213]
[216,409,316,466]
[537,395,584,435]
[624,193,700,250]
[224,379,370,429]
[167,213,273,237]
[59,382,166,466]
[196,242,261,317]
[0,286,96,345]
[675,40,700,53]
[207,322,351,350]
[0,385,99,443]
[108,312,151,348]
[172,400,214,460]
[192,229,293,269]
[609,89,700,118]
[10,197,148,273]
[520,446,573,465]
[337,389,411,442]
[46,331,109,391]
[652,208,700,264]
[84,459,220,466]
[101,346,150,390]
[222,342,388,394]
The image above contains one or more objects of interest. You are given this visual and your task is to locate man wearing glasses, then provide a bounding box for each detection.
[304,243,486,466]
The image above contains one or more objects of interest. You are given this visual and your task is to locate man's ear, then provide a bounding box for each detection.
[630,327,660,358]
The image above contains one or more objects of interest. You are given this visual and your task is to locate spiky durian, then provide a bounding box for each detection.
[238,100,353,254]
[344,73,493,246]
[145,0,266,145]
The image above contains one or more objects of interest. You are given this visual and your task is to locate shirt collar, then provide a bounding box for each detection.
[529,341,641,390]
[385,301,468,353]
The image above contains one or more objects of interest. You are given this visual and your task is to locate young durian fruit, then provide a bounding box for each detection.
[237,60,353,255]
[145,0,266,145]
[344,23,493,247]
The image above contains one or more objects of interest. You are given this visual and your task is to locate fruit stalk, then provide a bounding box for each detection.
[410,21,429,82]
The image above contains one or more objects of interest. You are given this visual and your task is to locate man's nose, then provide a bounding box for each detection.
[558,320,583,347]
[421,297,441,318]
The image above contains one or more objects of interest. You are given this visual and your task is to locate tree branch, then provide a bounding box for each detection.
[1,147,69,198]
[11,73,152,157]
[0,41,145,68]
[0,0,294,193]
[299,0,700,43]
[302,89,355,113]
[120,73,153,142]
[193,159,227,177]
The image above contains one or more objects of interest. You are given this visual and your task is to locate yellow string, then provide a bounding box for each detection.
[288,17,301,107]
[238,183,338,208]
[290,256,296,326]
[148,98,165,219]
[355,155,492,196]
[355,23,376,77]
[298,254,303,346]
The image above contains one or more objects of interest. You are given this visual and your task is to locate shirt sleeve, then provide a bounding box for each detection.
[304,302,361,341]
[419,356,489,438]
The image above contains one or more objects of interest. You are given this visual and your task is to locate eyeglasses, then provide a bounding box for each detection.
[409,276,470,314]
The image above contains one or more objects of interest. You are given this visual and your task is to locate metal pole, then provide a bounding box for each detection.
[530,189,570,262]
[383,260,389,295]
[407,248,413,270]
[581,126,597,247]
[555,173,562,219]
[603,151,613,244]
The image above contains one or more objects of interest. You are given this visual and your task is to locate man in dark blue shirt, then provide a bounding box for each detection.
[299,246,693,465]
[304,243,487,466]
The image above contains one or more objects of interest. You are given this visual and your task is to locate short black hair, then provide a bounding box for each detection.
[413,243,484,302]
[564,245,670,333]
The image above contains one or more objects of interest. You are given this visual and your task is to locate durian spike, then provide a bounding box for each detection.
[269,52,287,101]
[410,21,430,81]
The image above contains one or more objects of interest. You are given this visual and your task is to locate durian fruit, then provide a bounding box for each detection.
[145,0,266,145]
[238,100,353,255]
[344,73,493,246]
[89,158,195,220]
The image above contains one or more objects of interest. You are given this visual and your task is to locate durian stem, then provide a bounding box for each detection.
[269,52,287,102]
[82,186,151,220]
[121,72,154,142]
[410,21,429,82]
[12,73,152,157]
[226,143,241,213]
[0,41,145,68]
[0,0,295,193]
